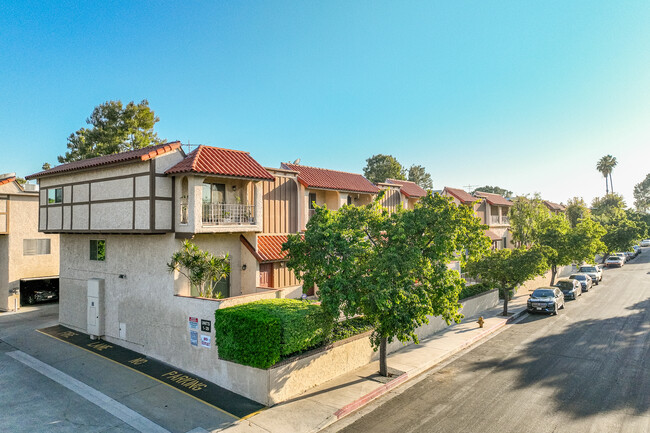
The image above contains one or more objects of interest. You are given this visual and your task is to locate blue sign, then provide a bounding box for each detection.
[190,331,198,346]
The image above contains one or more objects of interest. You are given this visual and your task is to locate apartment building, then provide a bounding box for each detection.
[0,174,59,311]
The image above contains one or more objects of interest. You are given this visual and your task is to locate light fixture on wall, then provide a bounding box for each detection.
[241,264,247,271]
[232,185,237,191]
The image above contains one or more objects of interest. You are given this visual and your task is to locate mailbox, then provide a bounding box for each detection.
[87,278,105,339]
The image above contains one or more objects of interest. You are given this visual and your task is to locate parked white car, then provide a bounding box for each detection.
[605,256,624,268]
[577,265,603,285]
[641,239,650,247]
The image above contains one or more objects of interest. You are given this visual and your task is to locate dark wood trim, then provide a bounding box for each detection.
[239,234,264,263]
[88,182,92,230]
[40,196,169,207]
[70,182,74,230]
[132,176,136,230]
[61,185,64,230]
[171,176,176,230]
[149,160,155,231]
[42,229,173,234]
[0,195,10,234]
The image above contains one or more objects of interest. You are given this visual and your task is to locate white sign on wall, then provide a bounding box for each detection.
[200,335,211,348]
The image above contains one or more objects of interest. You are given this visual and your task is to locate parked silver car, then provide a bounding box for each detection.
[569,273,593,292]
[554,279,582,300]
[527,287,565,315]
[577,265,602,285]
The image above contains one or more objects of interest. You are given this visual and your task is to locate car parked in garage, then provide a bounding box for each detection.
[527,287,565,315]
[554,279,582,300]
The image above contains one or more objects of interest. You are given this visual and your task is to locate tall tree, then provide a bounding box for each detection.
[58,100,164,163]
[41,162,51,170]
[284,193,490,376]
[363,154,406,184]
[508,194,549,247]
[596,155,617,194]
[465,246,548,316]
[633,173,650,213]
[591,193,626,223]
[407,165,433,189]
[472,185,513,197]
[565,197,590,228]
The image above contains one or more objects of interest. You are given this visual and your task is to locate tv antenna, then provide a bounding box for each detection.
[464,184,479,192]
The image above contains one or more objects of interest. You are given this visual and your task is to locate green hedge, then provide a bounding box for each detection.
[459,282,494,300]
[214,299,333,369]
[331,317,374,342]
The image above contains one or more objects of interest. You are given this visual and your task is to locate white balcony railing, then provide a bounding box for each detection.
[490,215,510,225]
[202,203,255,226]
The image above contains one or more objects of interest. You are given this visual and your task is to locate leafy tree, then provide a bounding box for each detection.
[596,155,617,194]
[633,173,650,213]
[565,197,590,228]
[42,162,51,170]
[508,194,549,247]
[600,215,643,255]
[167,240,230,299]
[15,177,26,185]
[591,193,626,223]
[284,193,490,376]
[407,165,433,189]
[363,154,406,184]
[537,215,606,285]
[472,185,513,197]
[465,246,548,316]
[58,100,164,163]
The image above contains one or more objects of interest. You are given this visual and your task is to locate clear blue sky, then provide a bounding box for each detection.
[2,1,649,206]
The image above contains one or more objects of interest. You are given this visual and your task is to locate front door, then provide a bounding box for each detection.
[259,263,274,288]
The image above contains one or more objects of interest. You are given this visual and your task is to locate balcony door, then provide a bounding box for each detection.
[203,183,226,204]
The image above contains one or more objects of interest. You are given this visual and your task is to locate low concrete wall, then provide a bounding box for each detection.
[259,289,499,405]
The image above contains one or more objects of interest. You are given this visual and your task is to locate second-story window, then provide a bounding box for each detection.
[347,195,353,205]
[309,193,317,209]
[90,240,106,261]
[202,183,225,204]
[48,188,62,204]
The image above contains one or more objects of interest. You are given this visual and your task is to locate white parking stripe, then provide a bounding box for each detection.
[7,350,170,433]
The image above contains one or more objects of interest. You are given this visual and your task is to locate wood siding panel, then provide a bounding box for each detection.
[262,175,298,234]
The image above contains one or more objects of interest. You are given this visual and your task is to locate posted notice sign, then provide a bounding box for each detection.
[189,317,198,330]
[190,331,198,346]
[200,335,211,348]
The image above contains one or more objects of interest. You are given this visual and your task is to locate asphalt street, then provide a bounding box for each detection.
[335,249,650,433]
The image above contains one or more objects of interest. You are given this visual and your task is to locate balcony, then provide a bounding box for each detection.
[490,215,510,225]
[202,203,256,226]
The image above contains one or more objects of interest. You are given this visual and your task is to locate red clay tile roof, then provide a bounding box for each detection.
[444,187,477,204]
[281,163,379,194]
[166,146,274,181]
[543,200,566,211]
[484,229,502,241]
[385,178,428,198]
[26,142,182,179]
[257,234,293,262]
[0,176,16,186]
[474,191,512,207]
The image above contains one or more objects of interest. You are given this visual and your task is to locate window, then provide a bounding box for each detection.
[48,188,62,204]
[347,195,353,205]
[309,193,317,209]
[23,239,51,256]
[190,274,230,299]
[90,240,106,261]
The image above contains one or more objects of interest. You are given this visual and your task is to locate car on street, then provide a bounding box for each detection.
[605,256,625,267]
[633,245,642,256]
[527,287,565,315]
[577,264,602,285]
[554,279,582,300]
[569,273,593,292]
[625,251,635,261]
[640,239,650,247]
[612,252,628,263]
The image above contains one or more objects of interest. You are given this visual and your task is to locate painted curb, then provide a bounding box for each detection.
[330,307,528,424]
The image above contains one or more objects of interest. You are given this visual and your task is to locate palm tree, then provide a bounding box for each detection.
[596,155,617,194]
[608,156,617,193]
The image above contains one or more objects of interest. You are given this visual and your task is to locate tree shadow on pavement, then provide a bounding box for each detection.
[470,298,650,419]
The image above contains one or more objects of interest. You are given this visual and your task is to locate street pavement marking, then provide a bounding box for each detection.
[7,350,171,433]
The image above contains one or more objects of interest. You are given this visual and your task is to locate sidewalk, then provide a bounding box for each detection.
[218,290,533,433]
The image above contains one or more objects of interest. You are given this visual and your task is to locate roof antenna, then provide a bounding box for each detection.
[464,184,479,192]
[293,158,301,164]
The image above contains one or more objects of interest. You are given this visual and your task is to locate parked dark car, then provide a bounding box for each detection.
[554,279,582,300]
[624,251,635,261]
[20,278,59,305]
[569,273,593,292]
[527,287,565,315]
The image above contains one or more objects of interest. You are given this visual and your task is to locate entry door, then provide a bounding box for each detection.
[259,263,274,288]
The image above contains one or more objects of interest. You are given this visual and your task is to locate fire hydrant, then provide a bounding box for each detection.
[477,316,485,328]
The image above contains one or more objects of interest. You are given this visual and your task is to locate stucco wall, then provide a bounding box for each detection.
[1,194,59,311]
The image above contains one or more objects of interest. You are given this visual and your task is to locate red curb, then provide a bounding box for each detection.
[334,372,409,419]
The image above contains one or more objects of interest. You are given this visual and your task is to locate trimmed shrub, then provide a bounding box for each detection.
[459,282,494,300]
[214,299,333,369]
[331,317,374,342]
